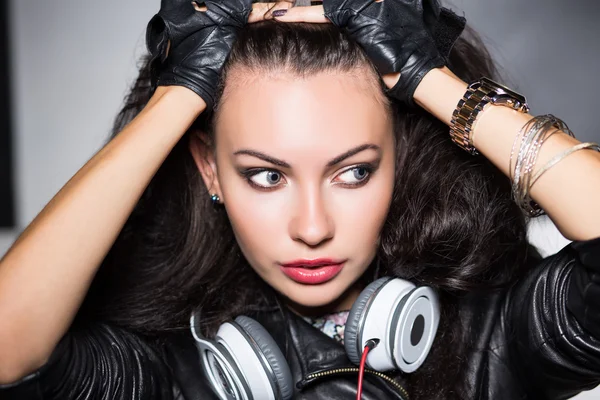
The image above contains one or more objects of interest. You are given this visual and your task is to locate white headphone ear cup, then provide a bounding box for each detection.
[390,286,439,373]
[344,277,391,364]
[345,278,440,373]
[234,316,294,400]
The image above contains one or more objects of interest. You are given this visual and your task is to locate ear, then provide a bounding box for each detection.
[189,131,223,202]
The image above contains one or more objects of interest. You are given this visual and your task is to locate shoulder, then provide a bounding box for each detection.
[455,239,600,398]
[0,322,178,400]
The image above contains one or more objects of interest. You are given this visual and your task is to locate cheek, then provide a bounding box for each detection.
[332,175,394,250]
[221,182,288,266]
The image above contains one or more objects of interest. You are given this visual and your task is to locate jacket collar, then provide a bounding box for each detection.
[252,305,352,376]
[251,304,409,399]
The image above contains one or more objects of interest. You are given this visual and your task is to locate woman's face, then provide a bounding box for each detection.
[194,68,395,313]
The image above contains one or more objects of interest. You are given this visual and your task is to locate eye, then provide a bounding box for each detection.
[333,165,372,186]
[245,169,286,189]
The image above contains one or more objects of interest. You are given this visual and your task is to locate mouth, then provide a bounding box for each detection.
[279,258,346,285]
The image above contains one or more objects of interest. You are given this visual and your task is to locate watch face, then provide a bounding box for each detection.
[481,77,528,110]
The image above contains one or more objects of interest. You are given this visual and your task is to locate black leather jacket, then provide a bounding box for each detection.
[2,238,600,399]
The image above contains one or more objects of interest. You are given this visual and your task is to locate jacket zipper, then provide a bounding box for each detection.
[297,367,409,400]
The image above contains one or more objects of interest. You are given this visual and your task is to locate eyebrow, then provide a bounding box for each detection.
[326,144,381,167]
[233,144,381,168]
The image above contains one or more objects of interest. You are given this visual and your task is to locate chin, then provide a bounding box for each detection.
[280,278,355,311]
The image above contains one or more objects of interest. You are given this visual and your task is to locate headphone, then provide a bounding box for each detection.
[190,277,440,400]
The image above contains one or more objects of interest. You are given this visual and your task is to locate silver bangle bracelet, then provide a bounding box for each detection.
[530,142,600,188]
[510,115,575,217]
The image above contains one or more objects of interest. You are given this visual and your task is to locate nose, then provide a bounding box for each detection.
[288,187,334,247]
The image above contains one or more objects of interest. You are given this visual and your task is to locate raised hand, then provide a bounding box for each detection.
[146,0,253,109]
[272,0,465,106]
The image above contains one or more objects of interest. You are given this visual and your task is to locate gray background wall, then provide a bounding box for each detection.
[0,1,598,397]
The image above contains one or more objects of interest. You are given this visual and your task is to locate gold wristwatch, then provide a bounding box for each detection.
[450,77,530,155]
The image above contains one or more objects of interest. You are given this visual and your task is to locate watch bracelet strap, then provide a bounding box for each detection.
[450,81,495,155]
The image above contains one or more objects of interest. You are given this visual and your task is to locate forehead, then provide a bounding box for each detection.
[214,71,392,157]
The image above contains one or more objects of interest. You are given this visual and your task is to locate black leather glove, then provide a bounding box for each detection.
[323,0,465,107]
[146,0,252,109]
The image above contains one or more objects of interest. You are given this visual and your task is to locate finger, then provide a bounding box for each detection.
[273,4,328,23]
[263,1,294,20]
[194,2,275,16]
[248,2,275,23]
[193,3,208,12]
[295,1,324,5]
[249,2,294,23]
[382,72,401,90]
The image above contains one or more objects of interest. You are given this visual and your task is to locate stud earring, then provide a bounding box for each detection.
[210,193,221,204]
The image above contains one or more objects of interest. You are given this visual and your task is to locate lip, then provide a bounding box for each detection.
[280,258,346,268]
[279,258,346,285]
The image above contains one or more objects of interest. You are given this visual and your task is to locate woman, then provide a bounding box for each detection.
[1,0,599,399]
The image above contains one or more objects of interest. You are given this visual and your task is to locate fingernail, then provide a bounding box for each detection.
[272,9,288,17]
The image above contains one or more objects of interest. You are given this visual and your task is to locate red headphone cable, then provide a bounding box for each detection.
[356,339,379,400]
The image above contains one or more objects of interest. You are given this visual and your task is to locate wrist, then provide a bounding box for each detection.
[385,49,446,108]
[151,85,207,115]
[413,67,467,124]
